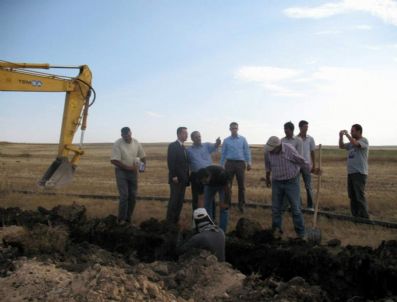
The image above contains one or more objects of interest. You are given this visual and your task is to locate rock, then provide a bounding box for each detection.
[3,224,69,255]
[275,281,288,293]
[235,218,262,240]
[48,203,86,226]
[327,239,341,247]
[287,276,306,286]
[150,261,169,275]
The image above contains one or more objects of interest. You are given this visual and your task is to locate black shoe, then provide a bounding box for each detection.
[118,219,129,226]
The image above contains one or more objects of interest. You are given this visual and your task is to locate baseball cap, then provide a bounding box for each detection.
[265,136,281,152]
[193,208,215,232]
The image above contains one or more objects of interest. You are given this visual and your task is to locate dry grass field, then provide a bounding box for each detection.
[1,142,396,247]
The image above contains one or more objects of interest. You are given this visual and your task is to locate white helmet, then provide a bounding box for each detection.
[193,208,215,232]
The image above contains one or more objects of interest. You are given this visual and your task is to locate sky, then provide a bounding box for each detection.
[1,0,397,146]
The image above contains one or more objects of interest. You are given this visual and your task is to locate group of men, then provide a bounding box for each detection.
[166,122,251,233]
[110,121,370,243]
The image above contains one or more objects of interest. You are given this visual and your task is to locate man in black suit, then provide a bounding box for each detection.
[166,126,190,224]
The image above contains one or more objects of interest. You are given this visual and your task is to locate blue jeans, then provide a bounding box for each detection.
[272,176,305,237]
[204,185,229,233]
[301,168,314,208]
[282,174,301,210]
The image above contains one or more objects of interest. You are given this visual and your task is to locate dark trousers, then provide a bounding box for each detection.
[225,160,246,206]
[115,168,138,222]
[348,173,369,218]
[166,182,187,224]
[190,172,203,211]
[301,168,314,208]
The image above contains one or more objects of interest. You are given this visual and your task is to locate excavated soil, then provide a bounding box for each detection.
[0,204,396,301]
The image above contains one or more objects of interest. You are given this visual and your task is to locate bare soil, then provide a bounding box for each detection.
[1,204,396,301]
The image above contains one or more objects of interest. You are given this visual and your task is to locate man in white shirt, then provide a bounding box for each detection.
[111,127,146,224]
[297,120,316,210]
[281,121,303,156]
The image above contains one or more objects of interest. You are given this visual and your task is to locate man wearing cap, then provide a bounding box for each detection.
[264,136,313,238]
[177,208,225,261]
[220,122,252,213]
[111,127,146,224]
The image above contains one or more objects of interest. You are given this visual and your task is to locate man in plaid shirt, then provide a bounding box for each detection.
[264,136,313,239]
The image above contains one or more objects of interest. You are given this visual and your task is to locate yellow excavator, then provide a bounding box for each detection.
[0,60,95,188]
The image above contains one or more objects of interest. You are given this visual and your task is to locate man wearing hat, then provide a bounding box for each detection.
[264,136,313,238]
[177,208,225,261]
[111,127,146,224]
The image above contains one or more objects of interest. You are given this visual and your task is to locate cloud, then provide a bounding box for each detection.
[305,58,319,65]
[234,66,304,97]
[284,0,397,26]
[353,24,373,30]
[364,44,383,50]
[305,67,397,116]
[284,2,347,19]
[314,29,342,35]
[145,111,164,118]
[235,65,397,115]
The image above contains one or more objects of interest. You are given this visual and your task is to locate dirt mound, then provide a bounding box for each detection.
[0,247,245,301]
[227,229,397,301]
[1,205,397,301]
[0,259,179,301]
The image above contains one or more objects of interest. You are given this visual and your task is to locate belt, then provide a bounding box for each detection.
[273,175,299,183]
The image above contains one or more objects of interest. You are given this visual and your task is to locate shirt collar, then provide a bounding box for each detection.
[298,134,308,140]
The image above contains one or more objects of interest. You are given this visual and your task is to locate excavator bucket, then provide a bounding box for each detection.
[37,157,75,188]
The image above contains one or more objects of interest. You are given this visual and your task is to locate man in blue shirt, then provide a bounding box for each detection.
[220,122,252,213]
[187,131,221,211]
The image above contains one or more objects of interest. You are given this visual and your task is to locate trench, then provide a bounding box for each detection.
[1,204,396,301]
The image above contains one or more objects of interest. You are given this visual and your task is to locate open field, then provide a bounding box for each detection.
[1,142,396,247]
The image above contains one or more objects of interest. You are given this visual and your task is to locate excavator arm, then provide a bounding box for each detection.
[0,61,95,188]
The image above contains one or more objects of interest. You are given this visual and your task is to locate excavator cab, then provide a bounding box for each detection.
[0,61,95,188]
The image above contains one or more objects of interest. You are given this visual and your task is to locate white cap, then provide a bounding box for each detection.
[193,208,209,219]
[193,208,215,232]
[265,136,281,152]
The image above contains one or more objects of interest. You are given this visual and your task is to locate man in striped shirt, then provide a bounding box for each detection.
[264,136,311,239]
